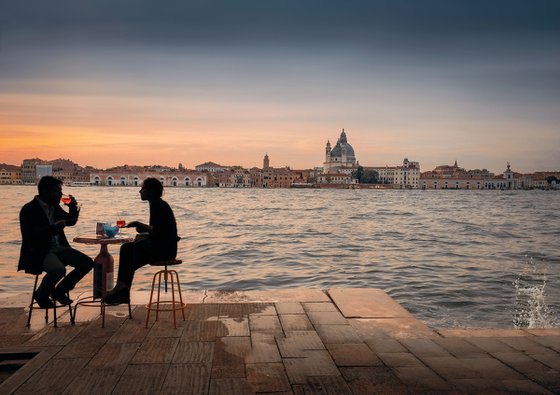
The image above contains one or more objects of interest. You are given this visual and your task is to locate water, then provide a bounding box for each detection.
[1,185,559,328]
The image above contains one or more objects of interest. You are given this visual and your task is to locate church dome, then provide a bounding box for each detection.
[330,130,356,162]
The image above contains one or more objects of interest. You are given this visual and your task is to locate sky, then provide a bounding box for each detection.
[1,0,559,173]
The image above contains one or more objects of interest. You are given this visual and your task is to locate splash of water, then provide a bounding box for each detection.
[513,256,557,328]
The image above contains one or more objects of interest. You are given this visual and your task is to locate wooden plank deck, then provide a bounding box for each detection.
[0,288,559,394]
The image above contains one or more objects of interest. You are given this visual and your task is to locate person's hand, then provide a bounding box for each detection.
[125,221,140,228]
[68,195,78,207]
[126,221,150,233]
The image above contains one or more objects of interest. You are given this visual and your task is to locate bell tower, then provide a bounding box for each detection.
[263,153,270,169]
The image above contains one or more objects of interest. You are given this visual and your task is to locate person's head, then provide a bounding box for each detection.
[37,176,63,205]
[140,177,163,201]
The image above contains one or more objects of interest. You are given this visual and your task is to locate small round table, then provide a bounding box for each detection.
[74,234,134,298]
[73,234,134,327]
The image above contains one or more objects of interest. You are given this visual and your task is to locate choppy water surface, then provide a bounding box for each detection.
[1,186,558,328]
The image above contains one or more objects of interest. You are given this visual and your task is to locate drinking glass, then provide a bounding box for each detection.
[116,211,126,228]
[60,195,72,205]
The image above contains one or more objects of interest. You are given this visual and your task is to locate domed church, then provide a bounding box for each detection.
[323,129,357,172]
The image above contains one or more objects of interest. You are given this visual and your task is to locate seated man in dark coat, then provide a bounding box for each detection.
[18,176,94,308]
[103,177,180,304]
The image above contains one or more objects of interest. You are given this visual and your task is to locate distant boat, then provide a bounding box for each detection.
[70,181,91,187]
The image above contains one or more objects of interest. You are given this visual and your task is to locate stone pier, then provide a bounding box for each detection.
[0,288,559,394]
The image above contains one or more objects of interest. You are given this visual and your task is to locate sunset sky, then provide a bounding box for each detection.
[1,1,559,173]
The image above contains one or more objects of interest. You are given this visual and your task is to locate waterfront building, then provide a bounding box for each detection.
[21,158,46,184]
[366,158,420,188]
[195,161,229,173]
[90,169,207,187]
[0,164,22,185]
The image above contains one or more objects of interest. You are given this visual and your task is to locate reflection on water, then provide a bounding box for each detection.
[1,186,559,328]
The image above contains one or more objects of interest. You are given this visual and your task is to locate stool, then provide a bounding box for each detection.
[145,259,185,328]
[27,274,74,328]
[100,299,133,328]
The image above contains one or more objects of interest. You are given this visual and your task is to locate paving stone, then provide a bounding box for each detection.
[315,324,362,344]
[498,336,559,355]
[54,332,109,359]
[531,336,560,353]
[246,362,291,392]
[160,363,211,395]
[111,363,169,395]
[276,331,325,358]
[393,365,452,391]
[279,314,314,331]
[465,337,518,353]
[302,302,338,312]
[364,336,408,354]
[172,341,214,364]
[501,379,556,394]
[377,352,425,367]
[438,328,529,338]
[147,319,185,338]
[302,375,353,395]
[492,352,560,392]
[208,378,256,395]
[458,357,526,379]
[13,357,89,394]
[349,317,437,339]
[182,320,219,342]
[448,378,511,394]
[211,337,251,378]
[419,356,482,379]
[433,337,489,358]
[185,304,221,321]
[283,350,340,384]
[326,343,382,366]
[249,314,283,334]
[340,366,408,395]
[63,366,124,395]
[328,288,413,318]
[275,302,305,315]
[307,311,348,325]
[246,333,281,363]
[87,342,141,368]
[217,317,250,337]
[131,337,179,364]
[26,324,83,346]
[531,352,560,370]
[400,338,452,357]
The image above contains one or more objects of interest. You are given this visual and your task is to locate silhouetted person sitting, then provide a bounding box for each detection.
[18,176,94,308]
[103,177,180,305]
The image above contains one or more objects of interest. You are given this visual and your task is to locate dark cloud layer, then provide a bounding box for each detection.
[2,0,559,49]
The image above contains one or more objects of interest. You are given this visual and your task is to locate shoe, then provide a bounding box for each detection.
[52,289,73,305]
[34,291,55,309]
[103,289,130,305]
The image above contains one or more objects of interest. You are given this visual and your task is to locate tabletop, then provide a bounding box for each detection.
[73,234,134,245]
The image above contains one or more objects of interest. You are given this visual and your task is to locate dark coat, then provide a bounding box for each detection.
[149,198,180,260]
[18,198,80,275]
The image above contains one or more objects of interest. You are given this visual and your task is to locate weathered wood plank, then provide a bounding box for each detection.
[282,350,340,385]
[211,337,250,378]
[160,364,211,395]
[13,357,88,394]
[111,364,169,395]
[87,342,141,368]
[246,362,291,392]
[0,346,61,395]
[172,341,214,364]
[130,337,179,364]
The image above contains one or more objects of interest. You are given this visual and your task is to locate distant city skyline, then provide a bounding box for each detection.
[1,1,559,173]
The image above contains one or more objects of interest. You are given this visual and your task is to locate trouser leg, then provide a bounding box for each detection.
[118,239,152,289]
[37,252,66,298]
[53,247,94,293]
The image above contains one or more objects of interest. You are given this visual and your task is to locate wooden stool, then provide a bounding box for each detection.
[145,259,185,328]
[27,274,74,328]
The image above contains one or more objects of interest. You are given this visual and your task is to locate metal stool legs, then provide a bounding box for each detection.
[145,266,185,328]
[27,274,74,328]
